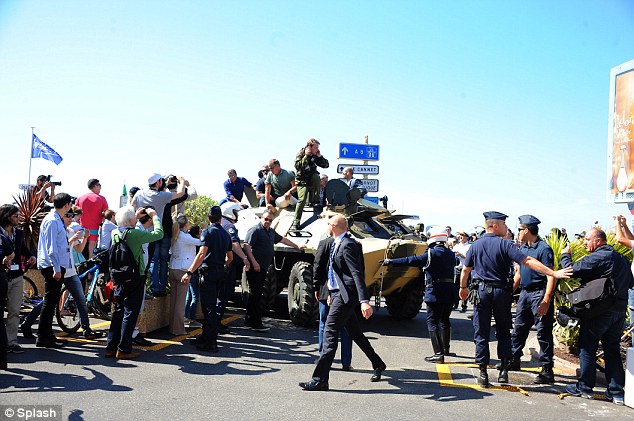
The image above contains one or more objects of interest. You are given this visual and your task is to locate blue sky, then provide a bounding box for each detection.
[1,1,633,236]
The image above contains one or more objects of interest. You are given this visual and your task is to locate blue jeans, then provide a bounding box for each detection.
[577,309,626,398]
[185,272,200,320]
[24,275,90,331]
[318,300,352,366]
[149,236,170,294]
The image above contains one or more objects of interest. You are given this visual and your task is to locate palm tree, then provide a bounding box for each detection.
[12,189,47,254]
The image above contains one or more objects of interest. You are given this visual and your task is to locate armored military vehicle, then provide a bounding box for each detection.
[233,179,428,326]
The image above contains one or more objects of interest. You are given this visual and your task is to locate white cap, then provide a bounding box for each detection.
[148,173,163,185]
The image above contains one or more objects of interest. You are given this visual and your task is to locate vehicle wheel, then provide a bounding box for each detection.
[260,264,278,314]
[385,278,425,319]
[287,261,318,326]
[55,286,81,333]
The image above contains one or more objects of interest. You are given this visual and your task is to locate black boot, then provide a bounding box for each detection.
[498,358,509,383]
[424,330,444,363]
[1,354,7,371]
[440,328,452,356]
[508,355,521,371]
[533,365,555,384]
[478,365,489,388]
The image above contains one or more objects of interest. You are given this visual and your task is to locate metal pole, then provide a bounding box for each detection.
[28,127,35,187]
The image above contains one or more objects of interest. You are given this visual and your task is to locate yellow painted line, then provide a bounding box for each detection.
[53,314,242,351]
[437,363,529,395]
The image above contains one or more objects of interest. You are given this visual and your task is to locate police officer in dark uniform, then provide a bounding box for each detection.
[382,226,459,363]
[510,215,556,384]
[181,206,233,353]
[459,211,571,387]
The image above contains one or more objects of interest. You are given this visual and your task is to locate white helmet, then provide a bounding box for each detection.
[426,225,448,244]
[220,202,242,221]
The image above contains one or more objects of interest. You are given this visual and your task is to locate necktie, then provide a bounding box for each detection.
[327,242,338,290]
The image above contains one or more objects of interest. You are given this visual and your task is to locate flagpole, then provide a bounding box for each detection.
[28,127,35,188]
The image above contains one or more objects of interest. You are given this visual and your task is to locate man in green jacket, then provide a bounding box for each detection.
[292,138,329,230]
[106,206,164,360]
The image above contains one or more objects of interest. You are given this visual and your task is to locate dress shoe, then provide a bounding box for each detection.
[7,344,25,354]
[250,324,270,332]
[152,291,167,298]
[534,366,555,384]
[218,325,231,335]
[132,335,153,346]
[19,322,34,339]
[342,365,353,371]
[83,329,103,340]
[299,379,329,391]
[116,351,141,359]
[104,349,116,358]
[196,342,219,353]
[36,339,65,348]
[508,355,521,371]
[0,358,7,371]
[424,353,444,363]
[371,364,386,382]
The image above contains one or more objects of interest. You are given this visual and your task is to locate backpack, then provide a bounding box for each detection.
[566,277,617,319]
[109,228,139,285]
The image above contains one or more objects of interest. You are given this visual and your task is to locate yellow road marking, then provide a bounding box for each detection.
[56,314,242,349]
[436,363,529,395]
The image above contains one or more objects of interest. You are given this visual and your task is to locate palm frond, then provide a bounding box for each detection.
[12,189,47,254]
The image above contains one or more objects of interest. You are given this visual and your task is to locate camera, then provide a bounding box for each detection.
[46,175,62,186]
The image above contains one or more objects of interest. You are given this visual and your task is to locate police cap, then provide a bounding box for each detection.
[483,211,508,221]
[518,214,541,226]
[208,205,222,216]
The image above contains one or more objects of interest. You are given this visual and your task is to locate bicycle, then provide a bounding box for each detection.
[596,319,633,373]
[22,262,41,310]
[55,248,113,333]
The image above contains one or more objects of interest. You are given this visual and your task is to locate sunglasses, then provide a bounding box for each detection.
[64,213,75,218]
[263,218,273,222]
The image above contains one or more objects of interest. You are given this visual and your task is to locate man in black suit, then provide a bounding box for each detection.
[299,214,386,391]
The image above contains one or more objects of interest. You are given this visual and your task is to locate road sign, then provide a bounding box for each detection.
[365,196,379,204]
[360,179,379,193]
[336,164,379,175]
[339,143,380,161]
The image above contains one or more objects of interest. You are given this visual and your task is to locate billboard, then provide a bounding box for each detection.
[608,59,634,203]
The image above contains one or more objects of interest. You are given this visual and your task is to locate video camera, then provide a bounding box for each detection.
[46,175,62,186]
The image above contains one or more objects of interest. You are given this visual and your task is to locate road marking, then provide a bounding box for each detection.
[436,363,529,395]
[54,314,243,349]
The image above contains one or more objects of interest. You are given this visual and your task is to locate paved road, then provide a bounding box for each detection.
[1,298,631,420]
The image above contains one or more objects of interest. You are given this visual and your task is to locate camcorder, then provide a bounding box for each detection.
[46,175,62,186]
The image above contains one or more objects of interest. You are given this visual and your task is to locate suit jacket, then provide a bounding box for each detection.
[331,233,369,304]
[312,236,335,300]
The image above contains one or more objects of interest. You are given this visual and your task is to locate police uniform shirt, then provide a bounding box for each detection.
[201,224,232,267]
[220,218,240,243]
[464,233,527,282]
[518,238,554,287]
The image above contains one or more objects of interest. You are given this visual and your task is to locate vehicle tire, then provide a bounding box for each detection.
[55,285,81,334]
[385,278,425,319]
[260,264,278,314]
[287,261,318,327]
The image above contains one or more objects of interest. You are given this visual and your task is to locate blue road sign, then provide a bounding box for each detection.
[339,143,380,161]
[364,196,379,204]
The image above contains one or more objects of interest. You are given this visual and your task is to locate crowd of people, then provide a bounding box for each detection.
[0,140,632,404]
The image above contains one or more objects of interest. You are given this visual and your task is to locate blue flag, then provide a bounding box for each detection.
[31,134,63,165]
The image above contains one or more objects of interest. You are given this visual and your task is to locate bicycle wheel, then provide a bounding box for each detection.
[55,285,81,333]
[22,275,39,306]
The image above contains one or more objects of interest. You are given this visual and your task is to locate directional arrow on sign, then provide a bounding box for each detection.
[336,164,379,175]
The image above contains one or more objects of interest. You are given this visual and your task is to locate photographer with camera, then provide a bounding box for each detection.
[75,179,109,258]
[32,175,58,205]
